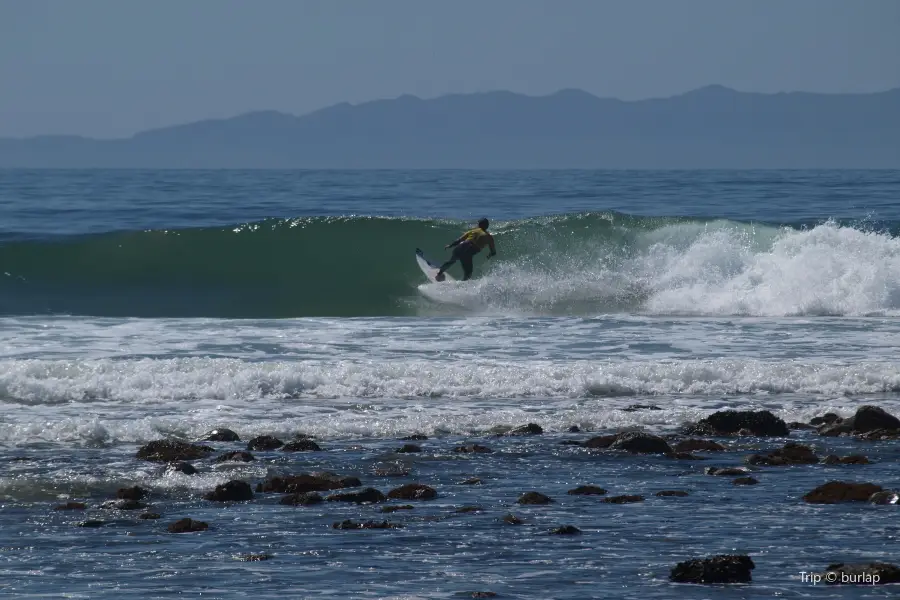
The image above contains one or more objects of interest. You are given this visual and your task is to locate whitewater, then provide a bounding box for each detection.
[3,169,900,599]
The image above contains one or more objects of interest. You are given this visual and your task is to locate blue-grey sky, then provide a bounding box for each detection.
[1,0,898,138]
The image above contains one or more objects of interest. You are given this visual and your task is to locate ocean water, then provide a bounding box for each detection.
[2,169,900,598]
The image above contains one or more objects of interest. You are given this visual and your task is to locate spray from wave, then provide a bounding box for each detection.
[1,213,899,317]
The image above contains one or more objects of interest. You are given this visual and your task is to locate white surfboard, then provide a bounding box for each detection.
[415,248,454,283]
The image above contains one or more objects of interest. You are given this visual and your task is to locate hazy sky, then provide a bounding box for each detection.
[2,0,898,138]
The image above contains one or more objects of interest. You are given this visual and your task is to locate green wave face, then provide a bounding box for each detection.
[1,213,894,317]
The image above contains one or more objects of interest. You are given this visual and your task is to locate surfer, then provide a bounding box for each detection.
[435,218,496,281]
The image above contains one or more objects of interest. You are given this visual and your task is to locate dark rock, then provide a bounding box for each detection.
[166,461,198,475]
[688,410,789,437]
[388,483,437,501]
[550,525,581,535]
[674,439,726,453]
[401,434,428,441]
[656,490,689,497]
[622,404,662,412]
[869,491,900,505]
[509,423,543,435]
[823,562,900,585]
[116,486,148,501]
[281,439,322,452]
[453,444,493,454]
[456,506,483,514]
[205,480,253,502]
[803,481,883,503]
[374,468,410,477]
[140,513,161,519]
[332,520,402,530]
[848,406,900,433]
[810,413,842,426]
[670,554,755,584]
[256,472,361,494]
[468,593,497,599]
[823,454,870,465]
[136,440,214,462]
[746,442,819,466]
[397,444,422,453]
[215,451,255,463]
[246,435,283,451]
[705,466,749,476]
[818,422,853,437]
[558,440,584,446]
[168,518,208,533]
[381,504,414,513]
[202,428,240,442]
[78,520,104,528]
[327,488,387,504]
[733,477,759,485]
[857,429,900,441]
[238,554,272,561]
[788,421,817,430]
[54,502,87,510]
[582,434,617,449]
[460,477,483,485]
[611,431,674,455]
[501,513,524,525]
[568,485,607,496]
[101,499,146,510]
[517,491,554,505]
[568,425,581,433]
[279,492,323,506]
[674,452,706,460]
[602,495,644,504]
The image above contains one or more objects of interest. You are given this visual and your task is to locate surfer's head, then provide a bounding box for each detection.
[478,218,489,230]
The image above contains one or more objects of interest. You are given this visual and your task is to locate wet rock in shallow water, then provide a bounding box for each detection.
[460,477,483,485]
[381,504,414,513]
[810,413,842,426]
[670,554,754,584]
[117,486,147,501]
[508,423,543,436]
[101,499,146,511]
[733,477,759,485]
[136,440,215,462]
[567,485,607,496]
[517,491,554,505]
[140,513,161,519]
[238,554,272,561]
[622,404,662,412]
[281,439,322,452]
[326,488,387,504]
[256,473,361,494]
[204,480,253,502]
[54,502,86,510]
[788,421,817,430]
[168,518,208,533]
[78,520,105,528]
[215,451,255,463]
[803,481,883,503]
[568,425,581,433]
[202,428,240,442]
[674,452,706,460]
[656,490,689,497]
[246,435,283,451]
[746,442,819,466]
[401,433,428,441]
[822,454,870,465]
[374,468,409,477]
[582,434,617,449]
[468,593,497,599]
[868,491,900,505]
[611,431,674,455]
[705,466,750,476]
[279,492,323,506]
[332,520,402,530]
[857,429,900,441]
[602,495,644,504]
[559,440,584,446]
[453,444,493,454]
[456,506,483,514]
[388,483,437,501]
[167,461,198,475]
[822,562,900,585]
[396,444,422,453]
[848,406,900,433]
[550,525,581,535]
[501,514,524,525]
[674,439,726,453]
[687,410,789,437]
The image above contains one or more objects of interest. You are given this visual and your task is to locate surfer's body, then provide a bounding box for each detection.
[436,218,496,281]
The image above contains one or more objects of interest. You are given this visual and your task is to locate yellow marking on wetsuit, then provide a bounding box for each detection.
[460,227,490,249]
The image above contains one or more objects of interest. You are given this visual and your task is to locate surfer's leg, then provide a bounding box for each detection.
[461,255,474,280]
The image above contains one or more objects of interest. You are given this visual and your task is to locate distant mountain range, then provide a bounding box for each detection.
[1,85,898,168]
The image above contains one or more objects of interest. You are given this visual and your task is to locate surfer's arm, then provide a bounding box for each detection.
[445,236,464,249]
[487,234,496,257]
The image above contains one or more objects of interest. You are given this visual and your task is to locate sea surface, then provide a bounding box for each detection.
[2,169,900,598]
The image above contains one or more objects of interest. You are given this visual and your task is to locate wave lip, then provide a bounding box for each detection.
[1,214,899,317]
